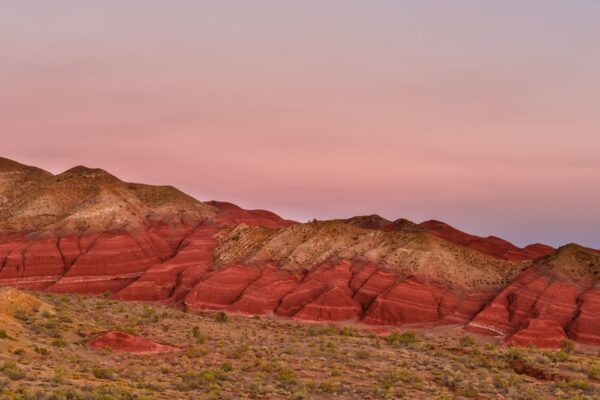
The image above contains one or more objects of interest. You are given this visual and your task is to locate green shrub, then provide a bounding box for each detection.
[307,324,338,336]
[385,331,418,346]
[586,365,600,379]
[191,325,206,343]
[177,369,227,390]
[340,327,359,337]
[34,346,49,356]
[221,362,233,372]
[51,338,67,347]
[459,335,476,347]
[1,362,25,380]
[214,311,229,323]
[277,368,297,385]
[560,339,575,354]
[92,367,114,380]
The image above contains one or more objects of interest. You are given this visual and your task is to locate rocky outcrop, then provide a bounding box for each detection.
[89,331,179,353]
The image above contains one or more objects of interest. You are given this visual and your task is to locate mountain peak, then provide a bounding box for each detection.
[58,165,119,181]
[343,214,394,230]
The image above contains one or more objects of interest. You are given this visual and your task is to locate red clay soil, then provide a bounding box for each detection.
[89,331,179,354]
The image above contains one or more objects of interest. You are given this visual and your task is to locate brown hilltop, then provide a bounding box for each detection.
[0,163,217,235]
[0,156,598,349]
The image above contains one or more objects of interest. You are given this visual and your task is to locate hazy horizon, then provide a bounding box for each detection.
[3,1,599,248]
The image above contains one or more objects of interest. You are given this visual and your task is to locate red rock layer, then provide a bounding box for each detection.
[352,267,397,309]
[275,262,355,320]
[508,319,568,349]
[184,265,261,312]
[440,291,494,324]
[567,288,600,345]
[466,268,550,336]
[47,232,169,294]
[293,286,362,321]
[115,224,218,302]
[89,331,178,354]
[228,266,301,315]
[362,277,452,325]
[0,238,65,290]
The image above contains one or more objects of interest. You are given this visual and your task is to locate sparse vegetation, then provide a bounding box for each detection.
[0,290,597,399]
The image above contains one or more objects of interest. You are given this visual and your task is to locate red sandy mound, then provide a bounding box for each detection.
[89,331,179,353]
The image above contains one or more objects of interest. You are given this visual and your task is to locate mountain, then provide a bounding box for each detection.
[0,157,598,349]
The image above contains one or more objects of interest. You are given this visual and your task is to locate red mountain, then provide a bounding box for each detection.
[419,219,555,261]
[0,157,598,349]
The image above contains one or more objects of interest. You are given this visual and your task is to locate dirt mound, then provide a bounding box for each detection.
[89,331,179,354]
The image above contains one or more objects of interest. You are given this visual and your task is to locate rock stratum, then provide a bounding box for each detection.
[0,157,598,349]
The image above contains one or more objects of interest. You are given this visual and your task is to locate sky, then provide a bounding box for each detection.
[2,1,599,248]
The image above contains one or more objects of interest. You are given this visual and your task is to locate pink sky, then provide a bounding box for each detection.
[2,1,599,247]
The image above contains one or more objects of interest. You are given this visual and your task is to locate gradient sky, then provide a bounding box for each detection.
[2,1,599,248]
